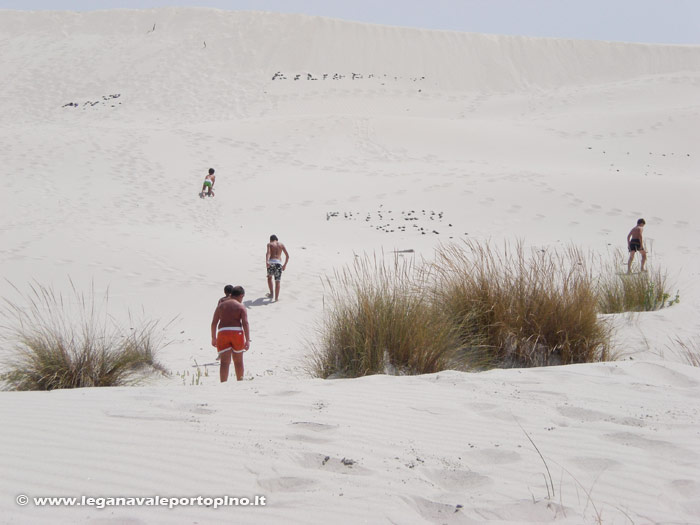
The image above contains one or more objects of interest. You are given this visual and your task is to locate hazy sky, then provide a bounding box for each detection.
[1,0,698,44]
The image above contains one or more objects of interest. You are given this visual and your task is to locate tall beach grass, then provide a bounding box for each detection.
[596,250,676,313]
[430,241,611,368]
[1,282,168,391]
[309,255,461,378]
[310,241,613,378]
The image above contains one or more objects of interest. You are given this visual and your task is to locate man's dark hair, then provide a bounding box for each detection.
[270,235,278,241]
[208,168,215,175]
[223,284,234,296]
[231,286,245,297]
[637,218,646,225]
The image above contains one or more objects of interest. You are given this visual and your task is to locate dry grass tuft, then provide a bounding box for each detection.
[308,255,461,378]
[596,252,677,313]
[1,281,168,391]
[431,241,611,369]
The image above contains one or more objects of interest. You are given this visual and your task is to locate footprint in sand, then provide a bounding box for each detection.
[469,449,521,465]
[297,453,371,475]
[285,433,331,444]
[289,421,338,432]
[557,406,644,427]
[257,476,317,493]
[407,496,471,523]
[669,479,700,498]
[603,432,698,463]
[422,468,492,491]
[572,456,621,473]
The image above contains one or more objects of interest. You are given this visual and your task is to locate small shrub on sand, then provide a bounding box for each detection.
[596,252,676,313]
[430,241,611,368]
[309,256,460,378]
[1,282,168,391]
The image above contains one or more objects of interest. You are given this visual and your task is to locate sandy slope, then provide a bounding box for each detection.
[1,8,699,524]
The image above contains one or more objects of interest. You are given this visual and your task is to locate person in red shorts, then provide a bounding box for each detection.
[211,285,250,382]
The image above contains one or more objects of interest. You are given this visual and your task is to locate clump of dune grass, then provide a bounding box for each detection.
[430,241,611,368]
[0,281,168,391]
[596,251,677,313]
[309,255,461,378]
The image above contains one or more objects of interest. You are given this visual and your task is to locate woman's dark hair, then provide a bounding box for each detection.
[209,168,215,175]
[223,284,234,296]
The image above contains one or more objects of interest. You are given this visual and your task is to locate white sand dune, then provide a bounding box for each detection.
[1,8,699,524]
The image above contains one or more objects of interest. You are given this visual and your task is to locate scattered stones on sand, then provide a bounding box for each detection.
[327,208,453,237]
[272,71,426,83]
[62,93,121,109]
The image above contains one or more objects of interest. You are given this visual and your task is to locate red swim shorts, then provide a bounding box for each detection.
[216,328,245,355]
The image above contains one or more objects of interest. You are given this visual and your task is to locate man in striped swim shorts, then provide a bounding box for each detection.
[265,234,290,302]
[211,285,250,382]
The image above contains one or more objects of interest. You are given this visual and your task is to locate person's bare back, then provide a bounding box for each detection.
[214,299,247,329]
[267,241,285,261]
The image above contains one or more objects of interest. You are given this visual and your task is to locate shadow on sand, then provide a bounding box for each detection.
[244,297,273,308]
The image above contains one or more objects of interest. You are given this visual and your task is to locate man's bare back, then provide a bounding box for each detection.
[628,225,644,245]
[267,241,286,261]
[214,298,247,329]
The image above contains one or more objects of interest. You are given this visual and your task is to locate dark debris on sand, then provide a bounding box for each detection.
[326,208,456,238]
